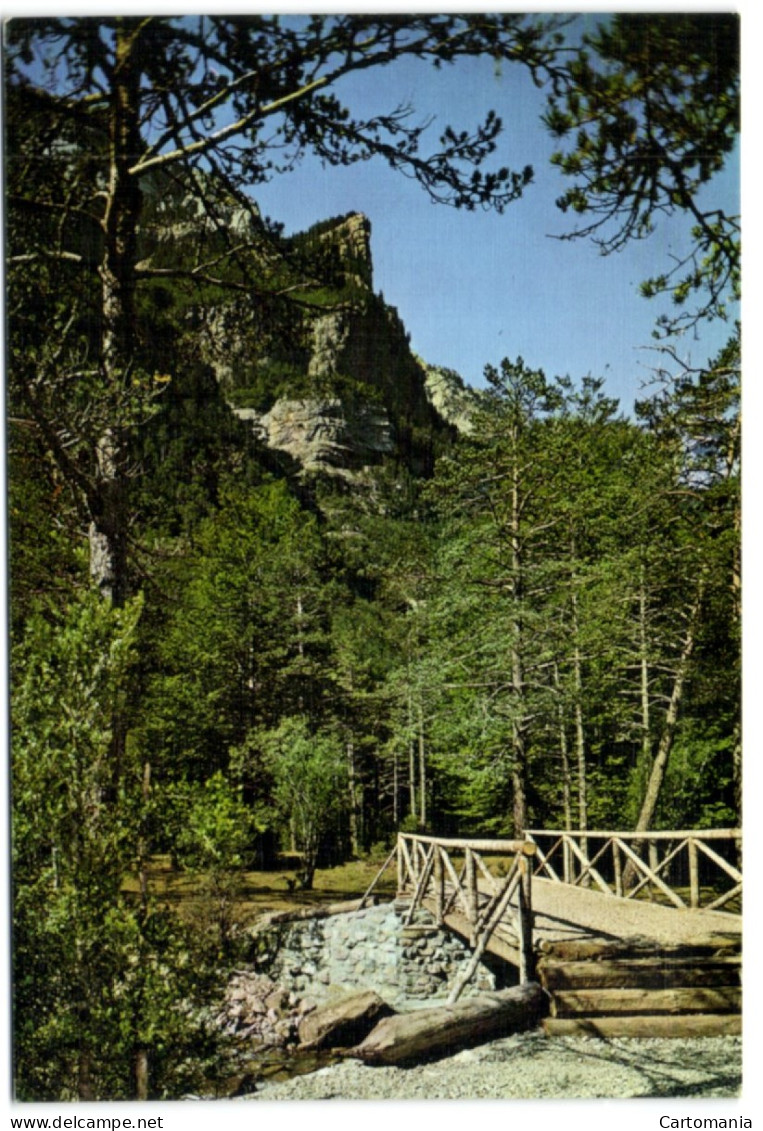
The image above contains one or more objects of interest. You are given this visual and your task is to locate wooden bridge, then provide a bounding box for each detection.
[370,828,742,1037]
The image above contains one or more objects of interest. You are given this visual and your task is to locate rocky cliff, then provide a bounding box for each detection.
[419,361,484,436]
[198,210,475,480]
[235,397,395,479]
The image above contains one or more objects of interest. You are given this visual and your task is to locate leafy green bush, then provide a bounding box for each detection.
[259,717,348,889]
[174,773,257,956]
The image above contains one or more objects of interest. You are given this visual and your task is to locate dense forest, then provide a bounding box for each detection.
[5,14,739,1101]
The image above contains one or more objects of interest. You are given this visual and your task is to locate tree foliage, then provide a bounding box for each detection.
[258,717,348,890]
[11,594,224,1099]
[544,13,740,334]
[5,13,560,606]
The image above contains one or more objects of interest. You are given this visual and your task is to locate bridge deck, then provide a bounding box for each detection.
[414,875,740,960]
[530,877,741,954]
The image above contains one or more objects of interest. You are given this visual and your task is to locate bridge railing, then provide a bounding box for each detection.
[525,828,741,914]
[396,834,537,988]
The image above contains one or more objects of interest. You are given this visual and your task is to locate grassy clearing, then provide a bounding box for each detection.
[123,853,398,926]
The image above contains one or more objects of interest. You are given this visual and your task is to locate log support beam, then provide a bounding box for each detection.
[350,983,547,1066]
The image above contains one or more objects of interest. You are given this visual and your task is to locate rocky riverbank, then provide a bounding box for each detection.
[241,1030,742,1100]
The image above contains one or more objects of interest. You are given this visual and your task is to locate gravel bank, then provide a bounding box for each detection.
[244,1030,742,1100]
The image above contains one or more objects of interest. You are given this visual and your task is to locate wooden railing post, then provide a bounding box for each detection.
[518,845,535,983]
[525,827,741,913]
[448,846,534,1003]
[563,837,571,885]
[688,837,700,909]
[648,840,660,892]
[613,839,623,898]
[464,847,478,945]
[397,835,415,896]
[417,839,428,879]
[403,843,436,925]
[434,846,444,925]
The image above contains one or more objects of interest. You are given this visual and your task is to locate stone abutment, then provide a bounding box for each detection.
[252,900,508,1008]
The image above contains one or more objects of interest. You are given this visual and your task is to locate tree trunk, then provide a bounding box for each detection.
[638,565,653,791]
[553,663,573,883]
[407,690,417,822]
[135,1048,149,1101]
[552,663,573,828]
[559,716,572,830]
[417,699,427,828]
[77,1049,95,1101]
[298,861,316,890]
[299,829,318,889]
[731,720,741,826]
[571,631,587,837]
[350,983,546,1066]
[137,760,151,914]
[93,20,145,609]
[347,739,360,857]
[633,584,703,834]
[393,745,399,827]
[623,581,704,888]
[509,438,528,835]
[511,717,527,837]
[95,21,146,793]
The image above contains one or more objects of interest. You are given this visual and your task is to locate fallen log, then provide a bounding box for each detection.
[348,982,547,1066]
[299,990,395,1051]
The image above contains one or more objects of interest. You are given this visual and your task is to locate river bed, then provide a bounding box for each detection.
[237,1029,742,1101]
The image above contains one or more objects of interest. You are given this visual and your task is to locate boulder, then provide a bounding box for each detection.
[298,989,395,1051]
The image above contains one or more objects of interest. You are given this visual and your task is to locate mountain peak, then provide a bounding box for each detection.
[293,211,373,290]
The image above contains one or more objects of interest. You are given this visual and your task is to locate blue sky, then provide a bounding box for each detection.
[251,14,739,415]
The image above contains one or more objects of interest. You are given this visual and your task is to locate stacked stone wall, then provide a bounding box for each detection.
[254,901,497,1008]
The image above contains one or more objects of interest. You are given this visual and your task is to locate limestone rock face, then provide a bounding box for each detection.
[138,182,482,483]
[200,208,477,479]
[319,211,373,289]
[237,397,395,475]
[308,310,352,382]
[229,284,450,478]
[420,361,484,435]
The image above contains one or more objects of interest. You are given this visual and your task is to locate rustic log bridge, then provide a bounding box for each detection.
[342,827,742,1042]
[349,983,547,1066]
[545,1015,741,1038]
[394,833,537,994]
[540,955,741,991]
[550,986,741,1018]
